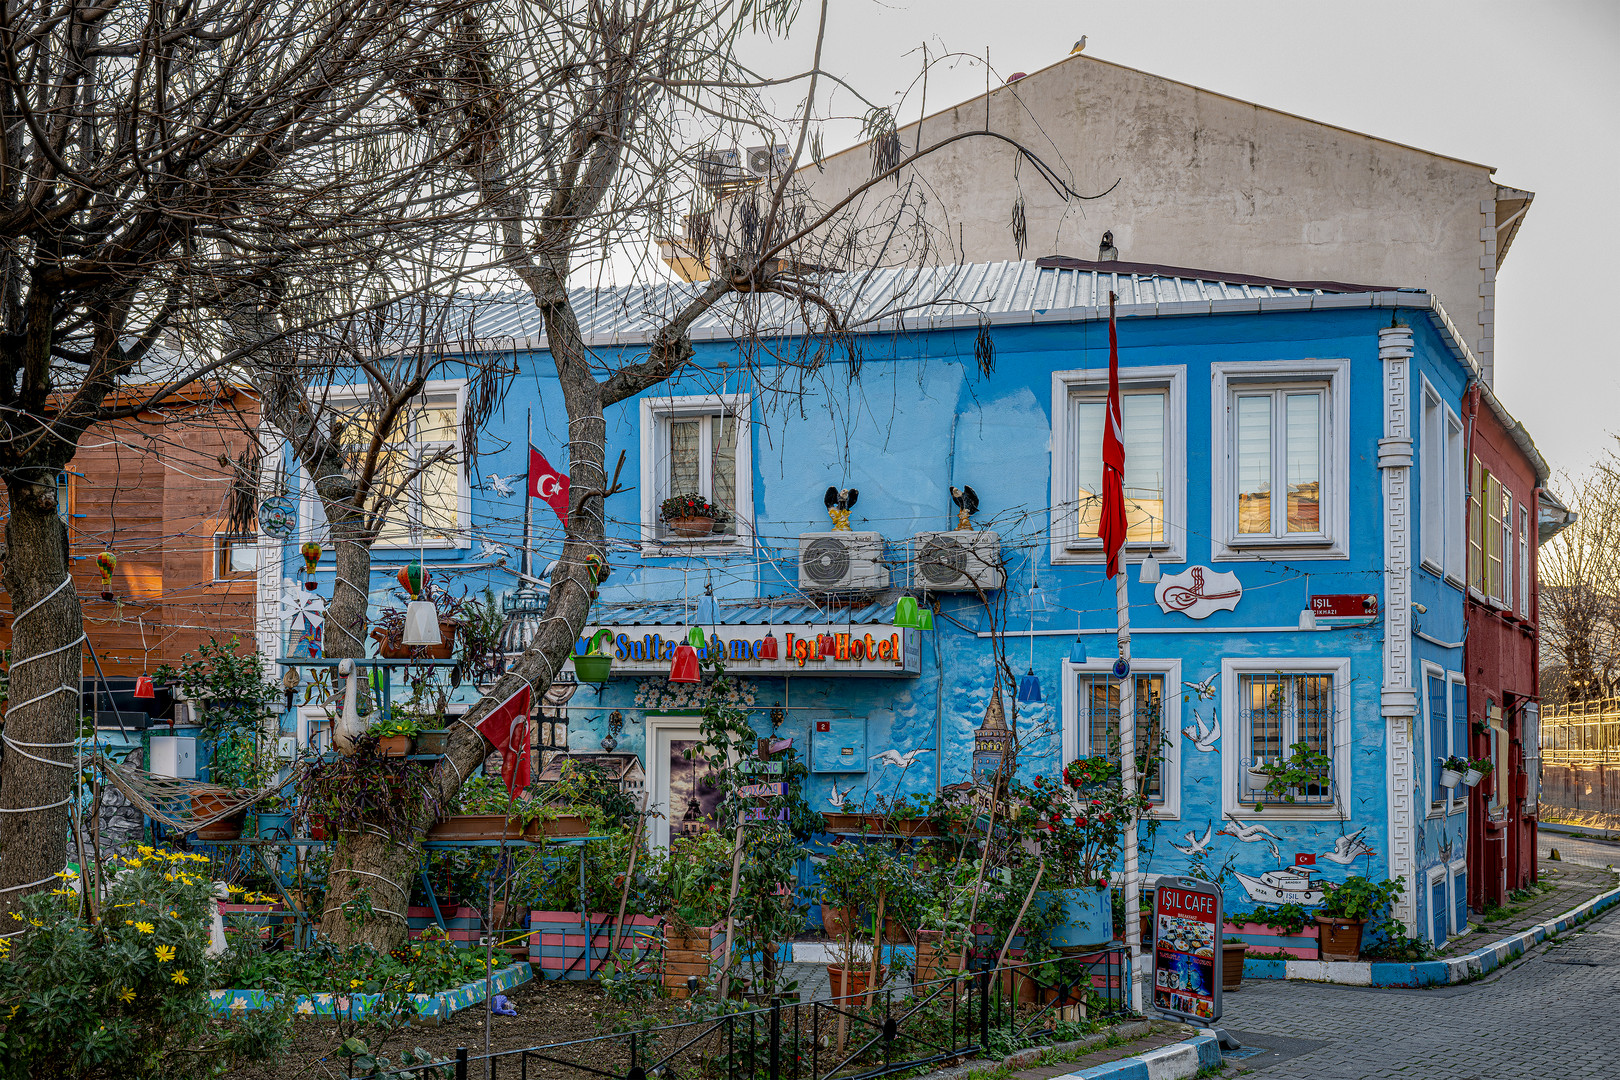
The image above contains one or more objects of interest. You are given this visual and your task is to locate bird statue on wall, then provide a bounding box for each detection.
[1071,36,1086,55]
[824,486,859,531]
[951,485,979,530]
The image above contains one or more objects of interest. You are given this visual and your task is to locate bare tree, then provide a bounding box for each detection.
[0,0,500,907]
[1541,452,1620,704]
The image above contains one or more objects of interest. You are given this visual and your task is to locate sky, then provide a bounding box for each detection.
[735,0,1620,485]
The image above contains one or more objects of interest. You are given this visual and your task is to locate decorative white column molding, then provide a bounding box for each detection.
[1379,325,1419,928]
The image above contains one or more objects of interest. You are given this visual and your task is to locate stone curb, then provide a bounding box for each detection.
[906,1020,1153,1080]
[1239,883,1620,988]
[1054,1034,1222,1080]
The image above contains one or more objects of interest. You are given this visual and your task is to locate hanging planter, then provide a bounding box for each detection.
[572,628,616,683]
[1439,756,1467,790]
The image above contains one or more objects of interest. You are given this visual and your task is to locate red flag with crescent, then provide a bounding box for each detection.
[475,682,533,799]
[1098,292,1128,578]
[528,446,570,527]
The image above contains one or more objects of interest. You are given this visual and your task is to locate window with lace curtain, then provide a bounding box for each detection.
[639,393,753,549]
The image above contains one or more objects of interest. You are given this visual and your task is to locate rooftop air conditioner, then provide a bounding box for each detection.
[798,532,888,593]
[744,145,790,177]
[911,530,1004,592]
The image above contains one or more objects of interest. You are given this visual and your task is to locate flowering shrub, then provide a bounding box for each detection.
[659,493,728,523]
[1011,757,1152,888]
[0,849,291,1079]
[225,925,491,998]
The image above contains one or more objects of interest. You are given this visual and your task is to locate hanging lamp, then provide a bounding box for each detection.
[757,631,779,660]
[96,551,117,601]
[669,640,700,683]
[1068,636,1087,664]
[1138,553,1161,585]
[400,560,442,647]
[1017,669,1044,703]
[916,606,934,630]
[694,583,721,629]
[893,596,921,629]
[133,674,155,700]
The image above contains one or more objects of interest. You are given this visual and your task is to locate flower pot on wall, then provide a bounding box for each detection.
[666,516,715,538]
[1222,942,1247,990]
[1463,768,1484,787]
[1035,886,1114,952]
[1315,916,1366,962]
[1439,768,1462,789]
[572,654,614,682]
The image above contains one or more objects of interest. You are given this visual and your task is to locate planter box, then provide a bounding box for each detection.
[377,735,413,757]
[426,814,528,842]
[1315,916,1366,962]
[211,961,531,1024]
[537,814,591,839]
[665,516,715,538]
[1036,887,1114,952]
[914,932,966,985]
[407,904,483,946]
[660,923,726,998]
[372,620,458,661]
[415,729,449,755]
[528,911,664,980]
[1221,919,1320,960]
[821,813,872,833]
[1222,942,1247,990]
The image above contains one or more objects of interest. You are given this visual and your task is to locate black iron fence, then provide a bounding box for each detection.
[368,950,1132,1080]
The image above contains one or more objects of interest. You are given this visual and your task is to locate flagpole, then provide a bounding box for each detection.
[521,409,534,581]
[1116,569,1142,1012]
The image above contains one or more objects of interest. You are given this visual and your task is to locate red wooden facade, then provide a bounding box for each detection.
[1461,384,1544,910]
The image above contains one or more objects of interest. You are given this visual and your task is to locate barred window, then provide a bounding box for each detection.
[1074,673,1167,803]
[1239,672,1335,807]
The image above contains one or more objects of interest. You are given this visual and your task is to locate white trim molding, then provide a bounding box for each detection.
[1208,358,1351,561]
[1219,655,1352,821]
[1379,325,1419,929]
[1061,657,1182,820]
[638,392,755,557]
[1050,365,1186,567]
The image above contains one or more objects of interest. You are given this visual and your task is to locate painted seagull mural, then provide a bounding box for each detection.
[1182,673,1219,702]
[1169,821,1215,856]
[871,747,932,769]
[1181,710,1220,752]
[1321,826,1377,865]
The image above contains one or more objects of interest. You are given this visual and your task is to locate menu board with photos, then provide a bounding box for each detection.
[1151,876,1223,1023]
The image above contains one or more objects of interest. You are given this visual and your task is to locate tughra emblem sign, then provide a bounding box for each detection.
[1155,566,1242,619]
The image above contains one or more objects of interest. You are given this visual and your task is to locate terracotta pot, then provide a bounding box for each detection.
[191,792,245,840]
[1222,942,1247,990]
[882,916,910,944]
[998,968,1040,1003]
[1315,916,1366,962]
[377,735,413,757]
[426,814,527,842]
[415,730,449,755]
[821,903,854,939]
[828,964,882,999]
[371,620,458,661]
[665,516,716,538]
[542,814,591,838]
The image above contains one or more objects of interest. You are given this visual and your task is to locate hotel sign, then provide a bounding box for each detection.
[577,623,921,677]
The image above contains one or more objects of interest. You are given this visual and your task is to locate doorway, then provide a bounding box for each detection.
[646,718,722,850]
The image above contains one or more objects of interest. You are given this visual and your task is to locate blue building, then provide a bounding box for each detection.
[270,259,1503,940]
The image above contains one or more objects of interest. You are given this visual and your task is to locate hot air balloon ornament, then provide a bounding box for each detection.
[397,561,426,600]
[96,551,117,600]
[399,561,441,647]
[300,541,322,590]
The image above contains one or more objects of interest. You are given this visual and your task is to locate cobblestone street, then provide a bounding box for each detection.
[1221,835,1620,1079]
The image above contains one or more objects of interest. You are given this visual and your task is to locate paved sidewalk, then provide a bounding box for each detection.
[1218,897,1620,1079]
[1436,839,1617,958]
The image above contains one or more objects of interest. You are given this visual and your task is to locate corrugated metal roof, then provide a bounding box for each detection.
[591,600,897,626]
[434,260,1401,351]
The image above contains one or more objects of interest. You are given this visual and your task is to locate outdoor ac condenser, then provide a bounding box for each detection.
[797,532,889,593]
[910,530,1005,592]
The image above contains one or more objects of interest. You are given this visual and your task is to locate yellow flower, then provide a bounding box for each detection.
[125,920,134,926]
[406,981,414,992]
[227,884,245,895]
[117,987,135,1004]
[349,979,362,988]
[170,969,188,985]
[53,869,78,880]
[50,888,75,897]
[134,922,154,934]
[155,944,176,963]
[137,845,154,855]
[7,913,21,922]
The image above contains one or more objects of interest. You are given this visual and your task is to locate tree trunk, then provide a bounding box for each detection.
[0,473,84,913]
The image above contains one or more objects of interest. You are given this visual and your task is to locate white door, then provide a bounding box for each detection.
[647,721,721,851]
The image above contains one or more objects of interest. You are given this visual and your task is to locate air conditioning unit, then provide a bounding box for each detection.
[744,144,790,177]
[799,532,888,593]
[912,530,1005,592]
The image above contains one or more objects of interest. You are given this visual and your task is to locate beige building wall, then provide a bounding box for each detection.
[791,53,1529,384]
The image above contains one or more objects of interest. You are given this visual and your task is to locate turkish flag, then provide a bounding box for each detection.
[476,683,534,798]
[528,446,570,527]
[1097,291,1129,578]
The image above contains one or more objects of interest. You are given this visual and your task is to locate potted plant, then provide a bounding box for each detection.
[368,717,421,756]
[1252,741,1333,811]
[251,796,294,840]
[1439,756,1468,790]
[1019,757,1148,951]
[1463,757,1493,788]
[370,583,461,660]
[1315,875,1404,962]
[1222,937,1247,990]
[427,775,540,841]
[572,628,616,683]
[819,841,882,996]
[660,493,728,538]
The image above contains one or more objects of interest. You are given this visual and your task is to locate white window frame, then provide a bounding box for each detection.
[1500,489,1515,612]
[297,380,471,550]
[1518,504,1530,618]
[1210,359,1350,561]
[1420,380,1467,584]
[1050,366,1186,566]
[639,393,754,555]
[1422,664,1470,817]
[1220,655,1351,820]
[1061,657,1182,820]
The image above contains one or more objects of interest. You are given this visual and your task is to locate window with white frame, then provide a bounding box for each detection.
[1211,360,1348,558]
[1518,504,1530,618]
[1501,487,1515,612]
[1050,367,1185,564]
[1469,458,1512,605]
[1062,658,1180,817]
[1420,383,1466,581]
[1222,656,1349,818]
[300,384,467,548]
[639,394,753,548]
[1425,667,1468,813]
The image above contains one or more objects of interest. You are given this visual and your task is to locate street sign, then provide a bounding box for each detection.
[1152,876,1223,1024]
[1309,594,1378,618]
[741,806,788,823]
[738,760,784,775]
[738,782,785,798]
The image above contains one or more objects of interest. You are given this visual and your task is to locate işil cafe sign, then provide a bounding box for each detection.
[578,623,922,676]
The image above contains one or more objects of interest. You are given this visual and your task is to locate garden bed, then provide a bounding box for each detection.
[211,960,532,1023]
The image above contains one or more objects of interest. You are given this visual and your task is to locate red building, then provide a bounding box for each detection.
[1461,383,1564,910]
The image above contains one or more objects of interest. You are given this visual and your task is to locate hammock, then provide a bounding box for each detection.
[92,753,314,834]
